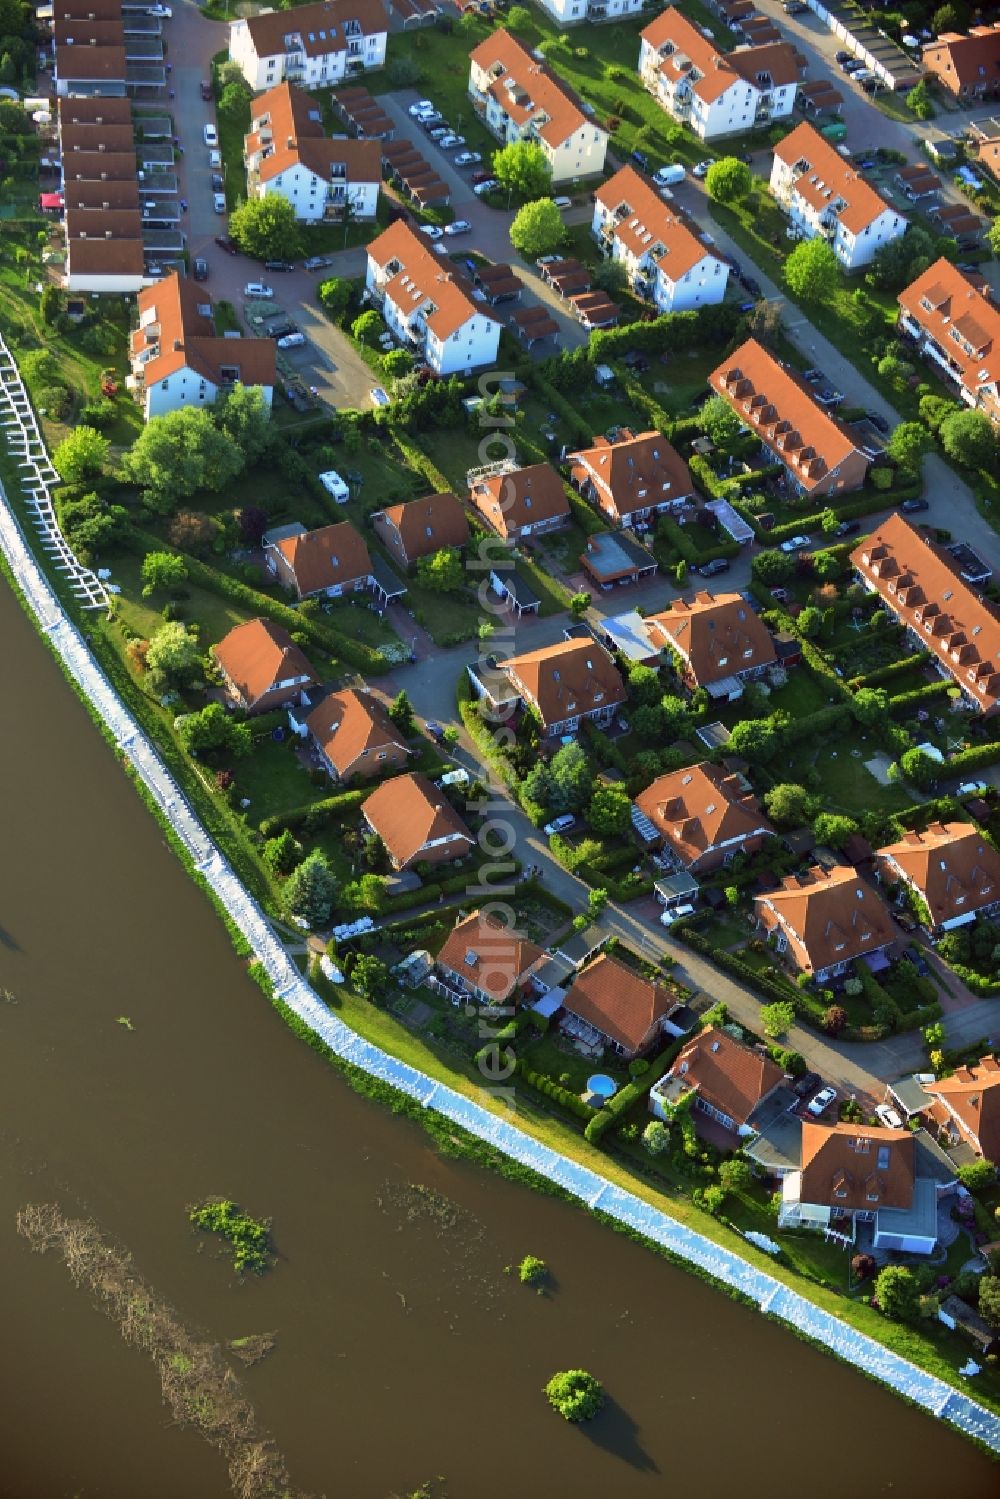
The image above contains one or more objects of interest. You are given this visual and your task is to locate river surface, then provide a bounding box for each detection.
[0,577,996,1499]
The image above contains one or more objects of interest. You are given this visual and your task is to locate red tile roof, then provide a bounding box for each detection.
[569,428,694,522]
[373,491,469,563]
[468,463,569,538]
[594,166,710,283]
[876,822,1000,928]
[213,618,317,708]
[361,771,473,868]
[646,590,776,686]
[564,953,672,1053]
[469,28,594,150]
[851,512,1000,715]
[132,272,276,392]
[774,121,896,237]
[642,7,801,104]
[898,257,1000,418]
[799,1122,915,1211]
[272,521,372,596]
[501,638,626,730]
[240,0,386,59]
[667,1025,784,1126]
[755,864,894,974]
[367,221,485,342]
[305,688,408,778]
[635,761,773,867]
[436,910,545,1003]
[924,1056,1000,1163]
[923,24,1000,95]
[245,81,381,187]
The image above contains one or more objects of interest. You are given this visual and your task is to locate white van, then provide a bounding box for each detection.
[660,903,696,928]
[653,164,686,187]
[243,282,274,299]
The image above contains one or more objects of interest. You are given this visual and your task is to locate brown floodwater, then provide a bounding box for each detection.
[0,575,996,1499]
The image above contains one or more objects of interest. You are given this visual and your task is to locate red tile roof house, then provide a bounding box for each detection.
[754,864,895,981]
[304,688,410,783]
[213,618,319,715]
[371,492,470,569]
[560,953,673,1060]
[244,82,382,223]
[649,1025,786,1143]
[923,23,1000,100]
[876,822,1000,935]
[500,638,627,738]
[850,512,1000,715]
[467,462,570,542]
[361,771,475,870]
[897,257,1000,426]
[770,121,907,272]
[645,591,777,700]
[710,338,871,498]
[434,911,545,1008]
[264,520,374,600]
[923,1056,1000,1164]
[632,762,774,874]
[568,428,695,529]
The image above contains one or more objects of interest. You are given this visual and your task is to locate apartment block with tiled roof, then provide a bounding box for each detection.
[876,822,1000,934]
[468,462,570,542]
[228,0,387,92]
[646,590,777,695]
[244,82,381,224]
[213,618,318,715]
[129,273,275,421]
[898,258,1000,425]
[52,0,166,100]
[365,222,501,377]
[923,1056,1000,1164]
[265,520,374,600]
[372,491,469,569]
[530,0,643,25]
[639,7,802,140]
[770,121,907,270]
[633,762,774,874]
[755,864,895,981]
[923,23,1000,100]
[500,638,626,737]
[361,771,474,870]
[709,338,870,497]
[305,688,410,782]
[850,513,1000,716]
[57,96,150,293]
[650,1025,786,1140]
[568,428,695,529]
[561,953,672,1059]
[591,166,729,315]
[435,911,545,1008]
[468,29,608,184]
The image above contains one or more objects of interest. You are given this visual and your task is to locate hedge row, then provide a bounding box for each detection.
[887,681,955,713]
[746,484,919,547]
[392,430,451,497]
[675,924,828,1028]
[259,786,367,837]
[530,372,593,447]
[942,740,1000,774]
[849,651,932,689]
[583,1038,685,1144]
[589,302,745,361]
[657,514,741,567]
[514,1061,597,1121]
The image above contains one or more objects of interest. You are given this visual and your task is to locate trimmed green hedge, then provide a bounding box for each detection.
[259,786,367,836]
[887,681,955,713]
[943,741,1000,774]
[674,924,830,1029]
[584,1038,685,1144]
[657,514,740,567]
[515,1061,598,1121]
[745,484,919,546]
[849,651,932,689]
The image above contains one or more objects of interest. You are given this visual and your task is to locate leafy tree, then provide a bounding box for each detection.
[588,783,631,836]
[146,621,201,689]
[958,1159,997,1192]
[813,811,858,850]
[877,352,914,386]
[852,1252,877,1282]
[627,663,661,705]
[263,828,303,876]
[940,408,997,470]
[505,2,532,28]
[492,139,552,199]
[523,761,555,811]
[40,283,62,325]
[932,1,969,32]
[415,546,464,592]
[820,507,839,535]
[643,1120,670,1155]
[228,195,302,259]
[54,425,110,485]
[351,308,384,346]
[811,549,841,582]
[219,77,252,115]
[887,421,931,473]
[318,276,352,319]
[509,198,563,259]
[382,348,412,379]
[718,1157,752,1194]
[784,238,839,303]
[728,716,781,762]
[214,383,272,464]
[866,226,935,294]
[141,550,188,597]
[764,782,816,827]
[759,1000,796,1038]
[874,1264,920,1321]
[852,687,888,726]
[900,746,939,789]
[699,392,743,445]
[544,1370,604,1423]
[660,694,691,738]
[919,393,959,434]
[60,491,128,557]
[569,591,590,619]
[751,548,795,584]
[283,848,337,927]
[587,887,609,920]
[632,703,663,741]
[979,1275,1000,1328]
[352,952,390,1000]
[705,156,753,204]
[120,407,244,509]
[388,689,415,735]
[591,257,628,296]
[176,701,252,757]
[167,509,220,555]
[823,1004,847,1036]
[548,741,592,813]
[907,77,935,119]
[797,605,822,639]
[988,217,1000,260]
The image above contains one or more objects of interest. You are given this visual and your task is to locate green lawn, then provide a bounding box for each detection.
[405,578,481,644]
[231,737,317,829]
[110,552,256,649]
[781,733,913,818]
[520,1029,631,1094]
[320,594,405,652]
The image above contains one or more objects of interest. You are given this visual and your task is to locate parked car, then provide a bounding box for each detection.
[630,148,650,171]
[203,123,218,147]
[803,367,824,383]
[243,282,274,299]
[956,779,990,797]
[319,470,350,502]
[699,557,731,577]
[652,163,686,187]
[779,534,811,553]
[277,332,306,349]
[408,99,436,116]
[192,256,209,282]
[264,258,295,271]
[212,192,226,213]
[835,49,852,63]
[267,323,298,339]
[807,1086,837,1118]
[454,151,482,167]
[552,195,572,209]
[437,133,465,149]
[692,159,714,178]
[861,76,880,93]
[874,1104,904,1130]
[742,276,762,298]
[215,234,238,254]
[907,945,930,976]
[901,497,929,513]
[471,169,492,184]
[543,814,575,837]
[473,179,499,195]
[425,720,445,743]
[370,386,390,407]
[793,1071,821,1100]
[865,410,890,433]
[419,224,443,240]
[784,0,808,11]
[147,3,171,14]
[444,219,471,236]
[834,519,860,537]
[303,255,334,270]
[209,149,222,169]
[211,172,224,192]
[660,903,697,927]
[418,111,443,128]
[200,79,212,101]
[426,124,451,140]
[891,908,917,932]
